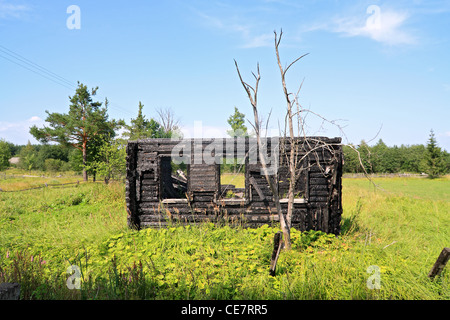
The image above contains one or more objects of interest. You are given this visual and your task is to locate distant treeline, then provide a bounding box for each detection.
[343,138,450,175]
[4,138,449,176]
[1,141,80,173]
[3,134,450,175]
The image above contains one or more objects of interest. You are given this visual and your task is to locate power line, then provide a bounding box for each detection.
[0,52,75,90]
[0,45,76,88]
[0,44,134,118]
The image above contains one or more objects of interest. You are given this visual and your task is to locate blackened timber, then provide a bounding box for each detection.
[125,136,343,234]
[249,176,267,201]
[269,231,283,276]
[428,247,450,278]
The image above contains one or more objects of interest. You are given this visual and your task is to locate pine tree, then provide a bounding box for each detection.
[424,129,446,178]
[227,107,248,138]
[225,107,249,173]
[123,102,166,140]
[30,82,119,181]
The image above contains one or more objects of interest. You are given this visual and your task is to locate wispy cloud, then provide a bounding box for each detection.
[0,0,30,19]
[241,33,273,48]
[311,6,417,46]
[195,10,273,49]
[196,11,250,37]
[0,116,43,144]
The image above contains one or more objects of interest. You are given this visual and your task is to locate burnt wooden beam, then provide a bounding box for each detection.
[428,247,450,278]
[269,231,283,276]
[249,176,266,202]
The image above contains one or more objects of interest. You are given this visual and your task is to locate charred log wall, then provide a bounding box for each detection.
[125,137,343,234]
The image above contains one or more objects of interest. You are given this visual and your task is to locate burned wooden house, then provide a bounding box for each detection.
[125,136,343,234]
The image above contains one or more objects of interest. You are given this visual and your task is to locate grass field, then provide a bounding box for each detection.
[220,173,245,189]
[0,169,448,300]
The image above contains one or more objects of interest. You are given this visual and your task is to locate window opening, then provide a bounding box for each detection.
[160,156,187,203]
[219,155,247,203]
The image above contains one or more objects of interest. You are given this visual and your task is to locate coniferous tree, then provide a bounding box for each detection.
[30,82,120,181]
[225,107,249,173]
[18,141,37,171]
[227,106,248,138]
[424,129,446,178]
[123,102,166,140]
[0,139,12,171]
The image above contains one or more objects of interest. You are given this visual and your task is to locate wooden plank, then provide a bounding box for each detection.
[218,199,247,206]
[139,202,161,209]
[308,196,328,202]
[269,231,283,276]
[140,192,158,198]
[189,182,217,189]
[249,176,266,201]
[309,184,328,191]
[140,198,159,203]
[161,199,188,204]
[428,247,450,278]
[140,214,218,223]
[309,178,328,185]
[191,195,215,202]
[279,198,306,204]
[309,190,329,197]
[190,174,217,181]
[247,164,263,173]
[309,172,328,178]
[140,184,158,191]
[141,179,158,185]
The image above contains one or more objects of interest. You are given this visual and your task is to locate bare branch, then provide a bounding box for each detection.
[284,53,310,76]
[366,124,384,144]
[234,59,256,109]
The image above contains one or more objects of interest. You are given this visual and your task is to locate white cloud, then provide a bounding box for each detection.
[195,11,273,49]
[196,11,251,37]
[317,7,417,46]
[28,116,42,122]
[0,0,30,19]
[241,33,273,48]
[0,116,44,145]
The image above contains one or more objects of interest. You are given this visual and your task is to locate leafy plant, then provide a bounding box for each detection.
[0,173,449,300]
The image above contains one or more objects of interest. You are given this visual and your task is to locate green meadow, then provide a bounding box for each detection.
[0,170,448,300]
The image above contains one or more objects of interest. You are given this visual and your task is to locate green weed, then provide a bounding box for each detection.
[0,173,449,299]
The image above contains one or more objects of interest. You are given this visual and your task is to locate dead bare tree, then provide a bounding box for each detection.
[234,59,291,249]
[156,107,180,136]
[235,30,344,251]
[274,30,310,231]
[235,29,379,254]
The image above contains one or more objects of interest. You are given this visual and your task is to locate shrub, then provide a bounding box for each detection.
[45,159,64,172]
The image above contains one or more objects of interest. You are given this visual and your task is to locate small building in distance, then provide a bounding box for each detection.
[8,157,20,166]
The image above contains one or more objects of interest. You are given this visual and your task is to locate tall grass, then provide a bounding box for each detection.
[220,173,245,188]
[0,181,126,252]
[0,172,448,299]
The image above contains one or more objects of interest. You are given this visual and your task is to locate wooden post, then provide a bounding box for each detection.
[269,231,283,276]
[249,176,266,201]
[0,283,20,300]
[428,247,450,278]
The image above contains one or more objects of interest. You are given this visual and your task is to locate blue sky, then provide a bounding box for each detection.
[0,0,449,151]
